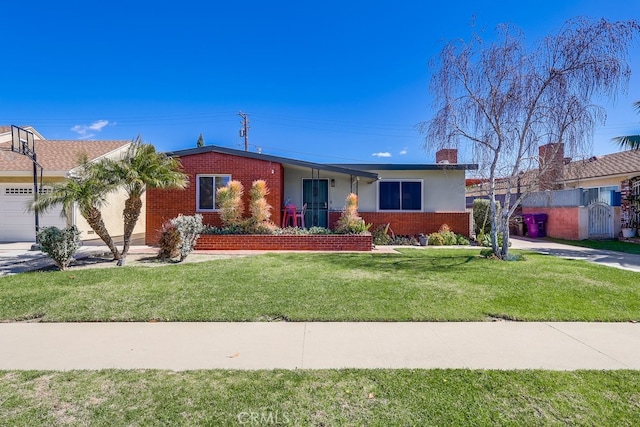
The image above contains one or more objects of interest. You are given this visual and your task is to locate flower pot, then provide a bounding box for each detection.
[419,235,428,246]
[622,228,636,238]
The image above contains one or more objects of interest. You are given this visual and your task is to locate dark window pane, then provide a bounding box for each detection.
[402,182,422,210]
[379,182,400,210]
[198,176,214,210]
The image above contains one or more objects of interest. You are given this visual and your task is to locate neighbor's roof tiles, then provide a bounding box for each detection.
[0,140,130,173]
[562,150,640,182]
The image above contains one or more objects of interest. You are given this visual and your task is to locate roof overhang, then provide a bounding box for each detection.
[167,145,380,180]
[329,163,479,171]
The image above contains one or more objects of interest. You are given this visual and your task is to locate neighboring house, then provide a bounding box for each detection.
[145,145,478,244]
[0,126,142,242]
[466,142,640,239]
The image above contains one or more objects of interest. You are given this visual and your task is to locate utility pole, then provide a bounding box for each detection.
[238,111,249,151]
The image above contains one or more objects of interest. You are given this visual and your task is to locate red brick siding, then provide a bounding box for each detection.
[146,152,284,245]
[329,211,471,237]
[522,207,580,240]
[195,234,372,251]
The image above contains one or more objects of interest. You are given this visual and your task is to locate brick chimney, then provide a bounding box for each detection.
[436,148,458,164]
[538,142,564,190]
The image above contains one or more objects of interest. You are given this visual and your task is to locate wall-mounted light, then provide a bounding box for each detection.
[330,178,336,187]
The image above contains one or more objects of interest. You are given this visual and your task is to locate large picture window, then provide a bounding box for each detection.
[379,180,422,211]
[196,175,231,211]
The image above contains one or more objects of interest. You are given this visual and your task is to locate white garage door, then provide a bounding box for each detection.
[0,185,67,242]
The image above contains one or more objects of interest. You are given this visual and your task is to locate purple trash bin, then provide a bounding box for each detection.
[523,214,539,238]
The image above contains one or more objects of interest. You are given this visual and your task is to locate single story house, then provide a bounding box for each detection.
[0,126,143,242]
[467,142,640,239]
[145,145,478,245]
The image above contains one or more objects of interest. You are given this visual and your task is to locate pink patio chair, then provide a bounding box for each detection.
[282,204,297,227]
[294,203,307,228]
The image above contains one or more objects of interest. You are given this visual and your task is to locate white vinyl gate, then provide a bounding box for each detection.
[588,201,613,239]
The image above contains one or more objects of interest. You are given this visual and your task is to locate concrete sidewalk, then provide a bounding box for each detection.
[1,322,638,371]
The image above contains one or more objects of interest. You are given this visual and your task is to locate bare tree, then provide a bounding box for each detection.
[421,17,639,259]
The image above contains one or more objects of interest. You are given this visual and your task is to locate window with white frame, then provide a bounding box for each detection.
[378,180,422,211]
[196,175,231,211]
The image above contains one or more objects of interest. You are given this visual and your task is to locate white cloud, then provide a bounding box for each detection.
[399,148,408,155]
[71,120,110,139]
[372,152,392,158]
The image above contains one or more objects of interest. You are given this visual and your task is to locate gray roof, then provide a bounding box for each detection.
[166,145,380,180]
[331,163,479,171]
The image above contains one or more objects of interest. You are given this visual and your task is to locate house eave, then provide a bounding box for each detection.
[329,163,479,171]
[167,145,380,180]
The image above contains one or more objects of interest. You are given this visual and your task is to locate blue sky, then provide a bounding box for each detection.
[2,0,639,164]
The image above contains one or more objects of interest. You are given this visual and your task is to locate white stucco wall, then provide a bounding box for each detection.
[282,166,467,213]
[74,189,146,240]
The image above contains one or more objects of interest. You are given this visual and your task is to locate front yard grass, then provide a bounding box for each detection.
[1,369,639,426]
[1,249,638,322]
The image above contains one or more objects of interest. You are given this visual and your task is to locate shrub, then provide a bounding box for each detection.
[216,180,244,228]
[37,226,81,270]
[172,214,204,261]
[248,179,272,224]
[372,224,392,245]
[473,199,501,235]
[427,232,445,246]
[390,235,418,245]
[335,193,370,234]
[480,231,511,248]
[157,221,181,260]
[158,214,204,261]
[457,235,470,245]
[428,223,470,246]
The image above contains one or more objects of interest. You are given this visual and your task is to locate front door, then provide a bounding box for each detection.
[302,179,329,228]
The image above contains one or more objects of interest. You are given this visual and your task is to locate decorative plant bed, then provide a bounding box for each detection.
[195,234,373,251]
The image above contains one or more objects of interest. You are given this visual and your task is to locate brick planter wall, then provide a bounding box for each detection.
[195,234,373,251]
[329,211,471,237]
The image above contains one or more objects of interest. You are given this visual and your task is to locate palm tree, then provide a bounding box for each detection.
[31,163,121,260]
[97,136,187,264]
[614,101,640,150]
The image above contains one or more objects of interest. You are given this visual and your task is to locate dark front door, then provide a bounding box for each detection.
[303,179,329,228]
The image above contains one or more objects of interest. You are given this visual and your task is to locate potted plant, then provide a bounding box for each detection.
[621,218,636,238]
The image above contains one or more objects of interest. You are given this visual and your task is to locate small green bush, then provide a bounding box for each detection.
[428,224,470,246]
[390,235,418,245]
[37,226,81,270]
[428,232,445,246]
[372,225,392,245]
[473,199,500,235]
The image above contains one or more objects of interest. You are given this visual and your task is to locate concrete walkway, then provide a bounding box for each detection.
[510,236,640,272]
[0,322,638,371]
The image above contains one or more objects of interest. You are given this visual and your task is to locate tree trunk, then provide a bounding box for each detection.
[85,207,120,260]
[118,195,143,264]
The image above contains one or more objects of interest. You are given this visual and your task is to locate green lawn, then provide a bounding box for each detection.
[1,249,638,322]
[548,237,640,255]
[1,369,639,426]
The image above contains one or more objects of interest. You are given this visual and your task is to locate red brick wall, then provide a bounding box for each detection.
[522,207,580,240]
[329,211,471,237]
[195,234,372,251]
[436,148,458,164]
[146,152,284,245]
